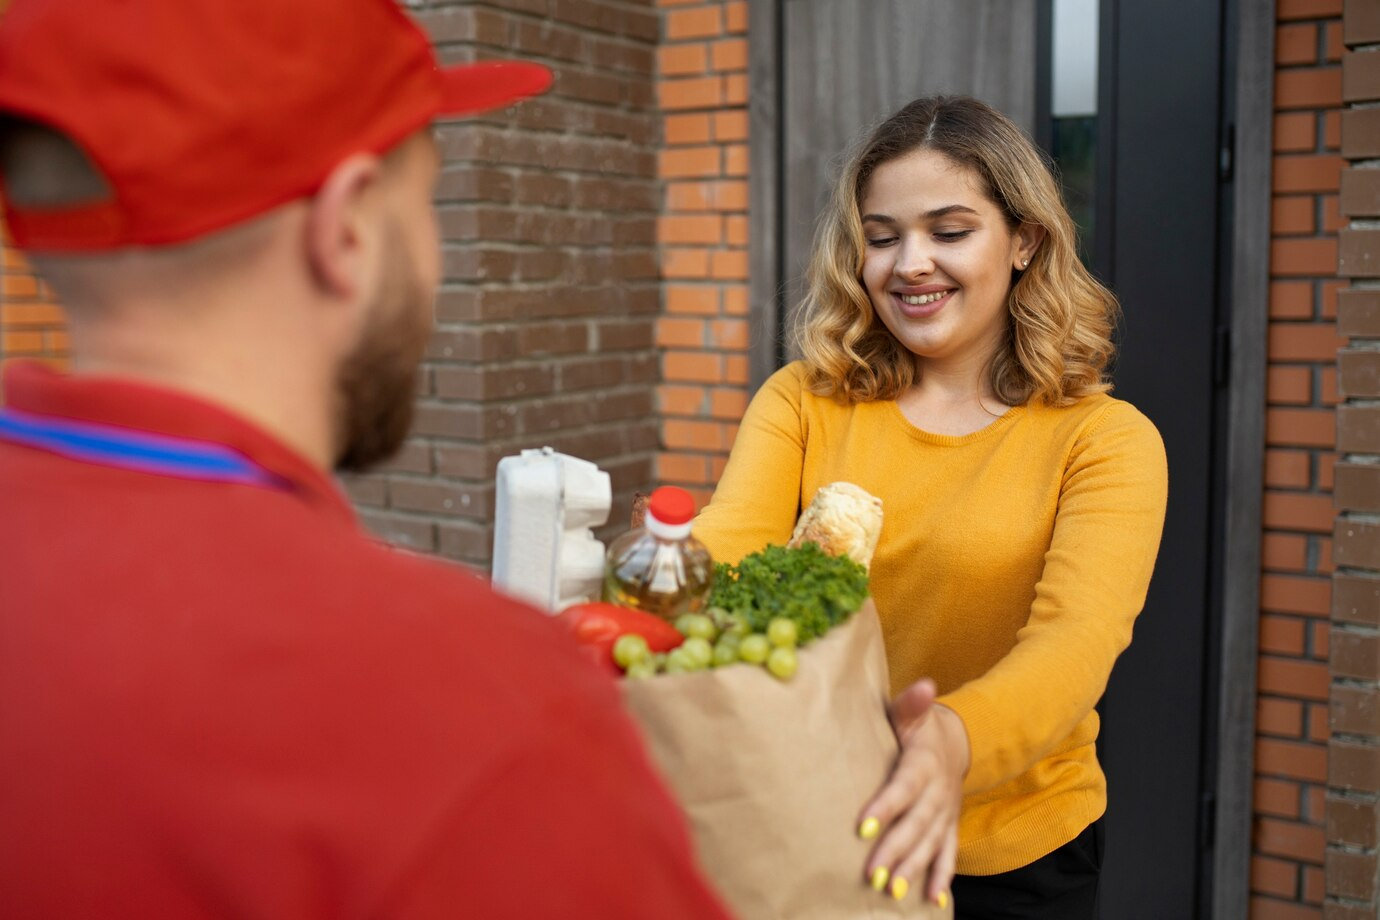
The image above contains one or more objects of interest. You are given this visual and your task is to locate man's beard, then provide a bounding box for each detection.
[333,232,432,473]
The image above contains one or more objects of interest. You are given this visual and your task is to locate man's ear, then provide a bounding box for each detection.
[304,153,383,300]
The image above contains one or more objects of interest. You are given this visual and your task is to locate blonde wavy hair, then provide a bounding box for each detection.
[794,95,1117,407]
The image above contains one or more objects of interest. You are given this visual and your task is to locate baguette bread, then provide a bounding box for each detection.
[788,482,883,569]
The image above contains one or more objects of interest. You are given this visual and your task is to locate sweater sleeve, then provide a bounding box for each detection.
[692,365,809,564]
[938,401,1169,795]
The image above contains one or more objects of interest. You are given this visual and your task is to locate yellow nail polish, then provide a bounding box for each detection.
[870,866,890,892]
[891,876,909,901]
[937,890,950,909]
[858,816,880,840]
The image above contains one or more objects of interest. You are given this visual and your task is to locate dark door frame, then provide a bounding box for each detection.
[745,1,1273,915]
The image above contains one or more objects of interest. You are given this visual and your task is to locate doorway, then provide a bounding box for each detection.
[747,1,1252,915]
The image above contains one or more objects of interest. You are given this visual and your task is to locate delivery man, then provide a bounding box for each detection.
[0,1,733,917]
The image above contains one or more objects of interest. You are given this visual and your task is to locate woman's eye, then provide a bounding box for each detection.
[865,236,898,248]
[934,230,973,242]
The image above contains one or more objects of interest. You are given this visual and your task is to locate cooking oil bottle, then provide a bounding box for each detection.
[603,486,713,621]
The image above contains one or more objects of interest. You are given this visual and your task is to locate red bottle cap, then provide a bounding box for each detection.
[648,486,696,527]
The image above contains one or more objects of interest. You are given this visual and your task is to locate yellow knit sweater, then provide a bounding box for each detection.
[692,362,1168,875]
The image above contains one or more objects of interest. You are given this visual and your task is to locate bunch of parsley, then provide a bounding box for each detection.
[707,542,869,643]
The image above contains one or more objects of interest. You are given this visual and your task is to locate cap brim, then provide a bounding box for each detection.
[437,60,553,117]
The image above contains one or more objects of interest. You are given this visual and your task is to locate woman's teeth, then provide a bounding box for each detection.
[900,291,949,305]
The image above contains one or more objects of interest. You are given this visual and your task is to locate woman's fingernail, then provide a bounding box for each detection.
[937,890,950,909]
[870,866,890,892]
[891,876,909,901]
[859,816,880,840]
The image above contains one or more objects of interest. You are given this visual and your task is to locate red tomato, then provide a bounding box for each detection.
[555,602,683,674]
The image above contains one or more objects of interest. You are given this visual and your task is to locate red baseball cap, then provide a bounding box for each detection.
[0,0,552,252]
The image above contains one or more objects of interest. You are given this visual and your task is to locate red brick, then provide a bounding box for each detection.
[711,37,748,71]
[1276,112,1319,152]
[714,110,749,142]
[711,249,749,280]
[1247,897,1320,920]
[1277,0,1342,19]
[1270,323,1347,361]
[1278,23,1320,65]
[660,146,721,178]
[1275,155,1345,193]
[663,247,711,278]
[723,140,748,174]
[1253,854,1301,898]
[1321,194,1345,232]
[1261,574,1332,615]
[663,350,723,384]
[1307,702,1330,743]
[1266,408,1336,448]
[1272,281,1316,319]
[1,303,65,326]
[1324,110,1342,149]
[659,76,722,110]
[1264,532,1310,570]
[658,42,708,76]
[1266,449,1312,488]
[1259,694,1307,735]
[657,384,706,416]
[1271,237,1341,275]
[1257,656,1331,701]
[1265,492,1336,532]
[1318,451,1337,491]
[709,387,748,420]
[664,113,712,145]
[1301,864,1325,904]
[656,452,712,485]
[1317,536,1334,573]
[665,284,719,315]
[1275,67,1344,109]
[1255,816,1327,863]
[658,214,723,244]
[723,286,749,315]
[1274,195,1317,233]
[1325,20,1344,62]
[665,6,722,39]
[1321,279,1344,319]
[709,318,748,350]
[724,0,747,33]
[1,275,40,299]
[1269,365,1314,404]
[1257,778,1305,818]
[664,419,725,451]
[656,317,706,349]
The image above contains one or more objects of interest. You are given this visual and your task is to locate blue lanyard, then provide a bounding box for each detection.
[0,407,288,489]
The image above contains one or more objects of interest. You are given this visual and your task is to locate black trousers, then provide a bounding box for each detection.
[951,819,1104,920]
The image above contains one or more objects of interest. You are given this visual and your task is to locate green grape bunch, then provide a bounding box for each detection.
[613,543,869,683]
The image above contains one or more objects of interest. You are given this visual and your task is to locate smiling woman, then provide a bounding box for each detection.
[692,96,1169,920]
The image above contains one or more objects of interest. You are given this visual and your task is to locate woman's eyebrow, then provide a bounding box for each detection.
[860,204,980,223]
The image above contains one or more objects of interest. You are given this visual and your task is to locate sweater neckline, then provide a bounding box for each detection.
[886,399,1027,446]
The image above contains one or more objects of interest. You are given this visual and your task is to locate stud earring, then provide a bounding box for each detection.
[1021,259,1029,268]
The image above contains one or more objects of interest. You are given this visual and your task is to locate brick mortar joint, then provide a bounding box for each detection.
[1330,732,1380,745]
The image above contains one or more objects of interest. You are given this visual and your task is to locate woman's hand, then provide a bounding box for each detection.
[857,679,970,907]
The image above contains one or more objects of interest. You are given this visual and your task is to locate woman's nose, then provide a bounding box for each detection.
[893,239,934,280]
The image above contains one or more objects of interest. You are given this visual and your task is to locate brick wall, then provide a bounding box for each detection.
[652,0,749,510]
[1327,2,1380,916]
[342,0,664,567]
[0,219,68,397]
[1254,1,1346,915]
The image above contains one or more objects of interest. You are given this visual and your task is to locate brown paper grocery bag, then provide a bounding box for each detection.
[622,602,952,920]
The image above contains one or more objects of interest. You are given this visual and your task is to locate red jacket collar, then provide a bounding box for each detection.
[2,361,355,523]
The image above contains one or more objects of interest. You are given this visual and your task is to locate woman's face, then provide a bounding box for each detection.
[859,148,1038,377]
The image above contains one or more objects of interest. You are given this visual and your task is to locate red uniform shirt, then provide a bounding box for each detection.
[0,361,732,920]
